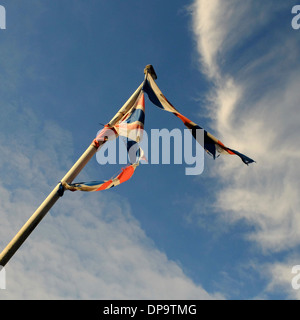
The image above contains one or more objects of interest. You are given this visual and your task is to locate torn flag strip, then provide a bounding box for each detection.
[143,74,255,165]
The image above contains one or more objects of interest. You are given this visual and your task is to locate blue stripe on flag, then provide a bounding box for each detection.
[143,80,164,109]
[125,108,145,124]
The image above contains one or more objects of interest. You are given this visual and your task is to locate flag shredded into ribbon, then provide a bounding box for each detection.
[143,74,255,165]
[61,162,139,192]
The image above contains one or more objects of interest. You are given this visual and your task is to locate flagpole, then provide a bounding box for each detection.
[0,80,145,267]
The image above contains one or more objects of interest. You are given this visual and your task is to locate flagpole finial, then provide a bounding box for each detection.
[144,65,157,79]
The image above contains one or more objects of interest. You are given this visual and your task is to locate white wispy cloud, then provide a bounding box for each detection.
[191,0,300,298]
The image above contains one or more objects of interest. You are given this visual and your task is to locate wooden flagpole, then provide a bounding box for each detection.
[0,76,148,267]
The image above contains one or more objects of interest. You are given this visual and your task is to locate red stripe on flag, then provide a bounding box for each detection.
[117,165,135,184]
[96,180,113,191]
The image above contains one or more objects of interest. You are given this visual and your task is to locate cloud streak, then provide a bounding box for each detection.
[191,0,300,298]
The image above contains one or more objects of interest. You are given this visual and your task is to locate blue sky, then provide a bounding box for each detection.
[0,0,300,299]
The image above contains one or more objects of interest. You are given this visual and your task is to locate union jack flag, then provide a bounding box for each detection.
[63,91,145,192]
